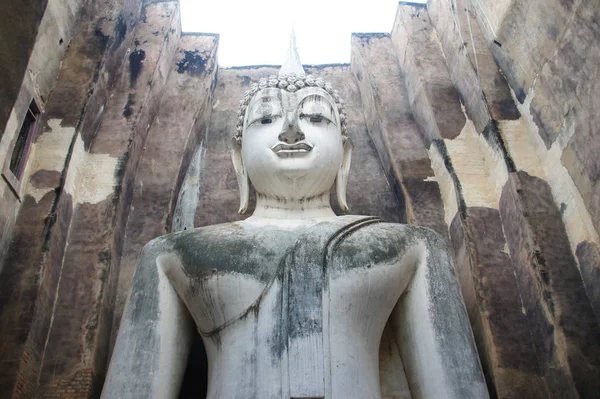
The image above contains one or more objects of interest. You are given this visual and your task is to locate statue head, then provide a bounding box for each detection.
[231,53,353,215]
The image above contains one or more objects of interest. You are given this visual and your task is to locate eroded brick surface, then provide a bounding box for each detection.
[451,208,547,398]
[500,171,600,397]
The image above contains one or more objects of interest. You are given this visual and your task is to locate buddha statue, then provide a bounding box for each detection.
[101,44,489,399]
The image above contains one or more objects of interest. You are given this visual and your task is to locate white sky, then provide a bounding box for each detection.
[179,0,427,66]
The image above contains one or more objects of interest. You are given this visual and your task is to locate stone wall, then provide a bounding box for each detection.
[0,0,599,398]
[0,0,90,285]
[416,1,600,396]
[0,0,218,397]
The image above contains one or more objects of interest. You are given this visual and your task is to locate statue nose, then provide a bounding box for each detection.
[278,112,305,144]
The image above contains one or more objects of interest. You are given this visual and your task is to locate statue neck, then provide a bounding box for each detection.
[247,192,336,226]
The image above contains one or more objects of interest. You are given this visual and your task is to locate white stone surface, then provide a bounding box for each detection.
[172,138,205,231]
[428,143,460,226]
[23,119,74,202]
[502,88,600,262]
[444,113,507,209]
[428,106,511,225]
[379,322,411,399]
[63,135,120,204]
[103,58,488,399]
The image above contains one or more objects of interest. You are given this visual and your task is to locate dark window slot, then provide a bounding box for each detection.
[9,100,39,180]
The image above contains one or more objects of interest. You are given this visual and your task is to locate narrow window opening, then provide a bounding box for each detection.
[9,100,39,180]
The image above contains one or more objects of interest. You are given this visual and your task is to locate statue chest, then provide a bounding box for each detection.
[164,219,409,398]
[168,248,406,399]
[171,245,404,338]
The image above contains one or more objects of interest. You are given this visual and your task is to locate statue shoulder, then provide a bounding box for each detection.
[141,222,300,280]
[332,221,447,267]
[139,222,243,261]
[342,221,440,243]
[379,222,447,244]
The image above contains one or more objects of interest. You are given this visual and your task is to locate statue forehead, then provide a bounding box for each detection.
[248,87,336,110]
[235,75,348,141]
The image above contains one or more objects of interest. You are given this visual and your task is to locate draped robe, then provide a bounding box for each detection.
[102,216,488,399]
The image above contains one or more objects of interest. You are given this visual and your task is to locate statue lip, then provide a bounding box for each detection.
[271,141,314,155]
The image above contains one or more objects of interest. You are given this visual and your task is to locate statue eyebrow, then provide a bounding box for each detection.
[249,95,281,110]
[251,88,282,103]
[299,95,335,119]
[300,94,333,107]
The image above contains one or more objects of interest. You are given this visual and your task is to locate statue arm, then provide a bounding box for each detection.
[390,227,489,399]
[101,239,194,399]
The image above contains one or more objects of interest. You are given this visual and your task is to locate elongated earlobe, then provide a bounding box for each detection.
[231,138,250,214]
[336,136,353,212]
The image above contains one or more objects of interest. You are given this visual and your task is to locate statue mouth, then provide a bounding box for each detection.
[271,141,313,156]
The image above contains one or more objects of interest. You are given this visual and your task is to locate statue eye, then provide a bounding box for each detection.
[261,118,272,124]
[300,113,325,123]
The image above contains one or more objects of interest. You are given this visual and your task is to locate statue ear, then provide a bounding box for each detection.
[336,136,353,212]
[231,138,250,214]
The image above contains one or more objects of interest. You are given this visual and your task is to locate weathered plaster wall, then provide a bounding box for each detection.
[467,0,600,321]
[405,1,600,397]
[0,0,49,138]
[351,33,448,241]
[112,33,218,351]
[1,0,600,398]
[36,3,183,397]
[0,0,182,396]
[0,0,88,273]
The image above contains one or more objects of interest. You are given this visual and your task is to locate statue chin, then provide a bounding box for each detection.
[248,163,339,202]
[243,143,343,203]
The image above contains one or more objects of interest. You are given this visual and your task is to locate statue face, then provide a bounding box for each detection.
[241,87,344,200]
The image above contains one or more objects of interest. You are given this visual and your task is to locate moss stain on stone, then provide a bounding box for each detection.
[482,119,517,172]
[122,94,135,118]
[110,13,127,52]
[177,50,210,76]
[433,139,467,219]
[129,49,146,88]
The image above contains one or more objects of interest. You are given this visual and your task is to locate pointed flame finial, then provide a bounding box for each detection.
[279,28,305,78]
